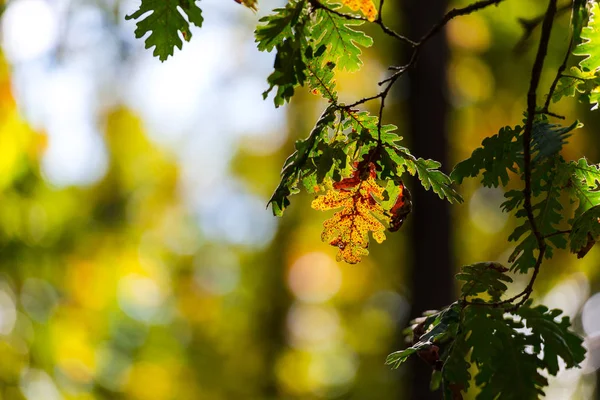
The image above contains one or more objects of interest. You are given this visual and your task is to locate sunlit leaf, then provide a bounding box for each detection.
[573,2,600,73]
[340,0,377,22]
[125,0,203,61]
[312,163,388,263]
[312,6,374,72]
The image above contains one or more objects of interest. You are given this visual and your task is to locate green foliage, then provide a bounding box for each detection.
[255,0,373,106]
[452,119,581,273]
[451,124,522,187]
[570,204,600,257]
[412,158,463,203]
[557,158,600,218]
[516,301,586,375]
[386,304,461,369]
[311,7,374,72]
[451,119,577,188]
[554,2,600,108]
[463,306,547,399]
[571,0,588,44]
[268,106,461,217]
[255,0,307,52]
[455,262,512,302]
[306,55,338,102]
[509,159,566,272]
[573,2,600,73]
[392,265,586,399]
[126,0,203,61]
[531,121,578,162]
[255,0,311,106]
[267,106,336,216]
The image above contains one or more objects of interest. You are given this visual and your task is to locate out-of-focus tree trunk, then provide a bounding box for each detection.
[259,96,310,398]
[402,1,454,399]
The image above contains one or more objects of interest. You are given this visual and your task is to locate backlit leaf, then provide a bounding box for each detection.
[573,2,600,73]
[311,164,388,263]
[126,0,204,61]
[312,7,374,72]
[340,0,377,22]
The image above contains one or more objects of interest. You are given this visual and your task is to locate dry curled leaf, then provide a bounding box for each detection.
[388,182,411,232]
[311,163,387,263]
[341,0,377,22]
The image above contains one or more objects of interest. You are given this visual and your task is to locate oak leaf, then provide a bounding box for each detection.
[311,164,387,263]
[341,0,377,22]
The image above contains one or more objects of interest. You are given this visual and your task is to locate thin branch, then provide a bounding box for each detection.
[309,0,366,21]
[514,1,573,54]
[419,0,504,45]
[343,93,383,108]
[374,0,417,46]
[309,0,416,46]
[543,229,571,238]
[343,0,507,139]
[540,11,575,118]
[512,0,558,309]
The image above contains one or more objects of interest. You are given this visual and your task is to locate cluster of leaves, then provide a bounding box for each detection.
[554,2,600,108]
[255,0,375,106]
[267,105,461,262]
[386,262,586,400]
[450,117,600,271]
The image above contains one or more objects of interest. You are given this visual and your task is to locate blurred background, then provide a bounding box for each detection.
[0,0,598,399]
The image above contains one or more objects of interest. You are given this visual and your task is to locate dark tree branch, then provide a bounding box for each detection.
[539,12,576,119]
[418,0,504,44]
[511,0,558,310]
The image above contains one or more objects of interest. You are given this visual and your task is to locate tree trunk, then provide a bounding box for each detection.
[402,1,454,399]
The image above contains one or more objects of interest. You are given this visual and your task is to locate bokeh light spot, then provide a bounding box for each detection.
[20,278,58,323]
[582,292,600,337]
[468,186,508,234]
[288,252,341,303]
[2,0,58,62]
[287,303,340,349]
[118,274,168,324]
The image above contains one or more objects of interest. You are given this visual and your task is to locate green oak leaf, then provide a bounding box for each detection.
[126,0,203,62]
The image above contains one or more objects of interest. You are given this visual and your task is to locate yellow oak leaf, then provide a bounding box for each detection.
[312,170,387,264]
[341,0,377,22]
